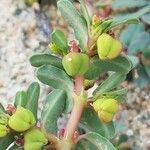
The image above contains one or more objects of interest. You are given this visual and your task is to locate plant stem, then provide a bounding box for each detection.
[64,75,85,141]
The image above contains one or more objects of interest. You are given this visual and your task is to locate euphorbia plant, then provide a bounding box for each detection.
[0,0,139,149]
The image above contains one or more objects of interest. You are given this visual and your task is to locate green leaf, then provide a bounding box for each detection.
[0,132,16,150]
[112,0,147,9]
[74,132,116,150]
[57,0,88,51]
[120,23,145,49]
[126,56,139,69]
[110,18,139,29]
[79,0,91,29]
[37,65,73,112]
[112,6,150,25]
[79,107,115,139]
[41,89,66,134]
[120,23,150,55]
[85,56,131,80]
[93,73,126,97]
[14,91,27,107]
[29,54,63,69]
[0,103,5,113]
[25,82,40,120]
[51,29,68,54]
[141,13,150,24]
[144,64,150,78]
[134,65,150,88]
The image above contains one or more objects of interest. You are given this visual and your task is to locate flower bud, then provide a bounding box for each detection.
[93,98,119,123]
[24,128,48,150]
[92,15,101,29]
[62,52,90,76]
[8,107,36,132]
[0,124,9,137]
[84,79,94,90]
[25,0,38,6]
[49,43,62,55]
[97,33,122,60]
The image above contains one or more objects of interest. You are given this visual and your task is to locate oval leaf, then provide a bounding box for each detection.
[41,89,66,134]
[51,29,68,54]
[14,91,27,107]
[37,65,73,112]
[29,54,63,69]
[25,82,40,120]
[58,0,88,51]
[85,56,131,80]
[93,73,126,97]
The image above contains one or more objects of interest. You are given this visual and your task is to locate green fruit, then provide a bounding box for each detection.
[62,52,90,76]
[93,98,119,123]
[8,107,36,132]
[97,33,122,60]
[0,124,9,137]
[24,128,48,150]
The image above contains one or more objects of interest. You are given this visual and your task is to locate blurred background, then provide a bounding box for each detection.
[0,0,150,149]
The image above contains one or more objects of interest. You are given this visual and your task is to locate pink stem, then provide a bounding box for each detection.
[64,75,84,141]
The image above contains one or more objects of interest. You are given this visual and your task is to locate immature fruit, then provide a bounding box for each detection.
[0,124,9,137]
[93,98,119,123]
[62,52,90,76]
[8,107,36,132]
[24,128,48,150]
[97,33,122,60]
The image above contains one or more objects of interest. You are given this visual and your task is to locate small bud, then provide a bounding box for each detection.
[0,124,9,137]
[49,43,62,55]
[84,79,94,90]
[62,52,90,76]
[24,127,48,150]
[93,98,119,123]
[8,107,36,132]
[92,15,101,29]
[25,0,38,6]
[97,33,122,60]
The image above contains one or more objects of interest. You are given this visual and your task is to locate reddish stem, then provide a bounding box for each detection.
[64,75,84,141]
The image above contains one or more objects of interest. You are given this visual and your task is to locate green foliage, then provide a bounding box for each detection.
[0,0,140,149]
[26,82,40,120]
[74,132,116,150]
[14,91,27,107]
[29,54,63,69]
[51,29,69,54]
[41,89,66,134]
[112,0,150,24]
[37,65,73,112]
[0,132,17,150]
[93,73,126,98]
[119,23,150,87]
[79,107,115,139]
[58,0,88,51]
[85,55,134,80]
